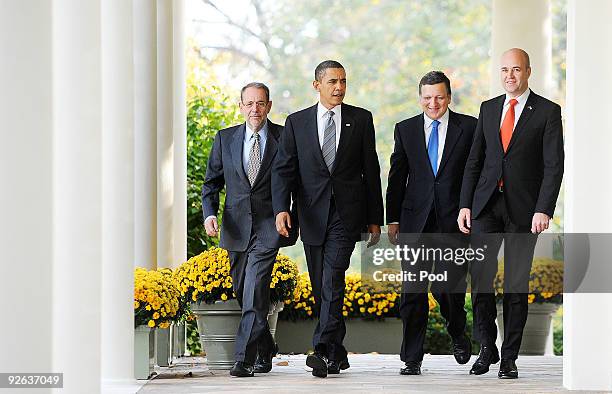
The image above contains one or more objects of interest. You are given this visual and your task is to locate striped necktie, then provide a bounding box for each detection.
[322,110,336,172]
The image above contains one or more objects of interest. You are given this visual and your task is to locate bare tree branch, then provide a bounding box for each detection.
[197,0,275,77]
[200,45,270,72]
[200,0,263,44]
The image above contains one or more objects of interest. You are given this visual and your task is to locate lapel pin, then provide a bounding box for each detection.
[346,123,351,126]
[527,106,533,110]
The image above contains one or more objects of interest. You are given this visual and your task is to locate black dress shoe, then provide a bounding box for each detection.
[327,357,350,374]
[498,358,518,379]
[452,335,472,365]
[399,361,422,375]
[253,343,279,373]
[230,361,254,377]
[469,345,500,375]
[306,351,328,378]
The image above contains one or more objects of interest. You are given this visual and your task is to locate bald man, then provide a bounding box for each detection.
[458,48,564,379]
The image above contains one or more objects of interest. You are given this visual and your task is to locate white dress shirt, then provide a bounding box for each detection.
[500,88,531,129]
[317,102,341,149]
[424,109,449,170]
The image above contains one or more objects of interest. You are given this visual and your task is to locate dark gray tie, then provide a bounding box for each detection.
[322,110,336,171]
[247,131,261,186]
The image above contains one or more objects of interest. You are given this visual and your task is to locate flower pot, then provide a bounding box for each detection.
[191,299,242,370]
[134,326,155,379]
[275,318,403,354]
[496,302,559,355]
[267,302,284,339]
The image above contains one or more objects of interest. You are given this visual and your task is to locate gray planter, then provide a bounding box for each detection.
[496,302,559,355]
[134,326,155,380]
[192,299,288,369]
[275,318,403,354]
[191,300,242,370]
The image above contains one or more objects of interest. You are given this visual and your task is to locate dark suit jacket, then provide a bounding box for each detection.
[202,121,298,252]
[460,91,564,226]
[272,103,384,245]
[386,110,477,233]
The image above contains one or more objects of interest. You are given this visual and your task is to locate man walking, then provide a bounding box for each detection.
[386,71,476,375]
[273,60,384,378]
[458,48,564,379]
[202,82,298,377]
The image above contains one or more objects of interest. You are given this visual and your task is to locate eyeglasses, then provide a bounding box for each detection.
[241,101,268,109]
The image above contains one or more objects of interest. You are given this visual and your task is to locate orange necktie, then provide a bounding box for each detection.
[499,99,518,188]
[500,99,518,152]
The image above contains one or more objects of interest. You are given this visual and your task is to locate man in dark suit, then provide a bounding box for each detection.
[386,71,476,375]
[458,48,564,379]
[202,82,297,377]
[272,60,384,378]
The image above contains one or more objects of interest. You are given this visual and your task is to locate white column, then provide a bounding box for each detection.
[564,0,612,390]
[171,0,187,359]
[156,0,175,270]
[172,0,187,270]
[155,0,176,367]
[490,0,553,96]
[100,0,136,391]
[52,0,102,392]
[134,0,158,270]
[0,0,54,375]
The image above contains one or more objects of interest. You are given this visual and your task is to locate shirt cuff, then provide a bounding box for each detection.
[204,215,216,224]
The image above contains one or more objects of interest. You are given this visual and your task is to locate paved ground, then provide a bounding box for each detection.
[134,354,580,393]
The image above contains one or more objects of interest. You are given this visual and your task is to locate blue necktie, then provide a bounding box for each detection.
[428,120,440,176]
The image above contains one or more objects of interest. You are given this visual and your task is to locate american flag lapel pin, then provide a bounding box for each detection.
[527,105,533,110]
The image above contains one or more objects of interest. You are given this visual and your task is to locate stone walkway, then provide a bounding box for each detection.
[135,354,580,393]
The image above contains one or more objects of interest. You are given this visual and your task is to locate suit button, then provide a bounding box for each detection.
[503,159,507,163]
[434,181,440,185]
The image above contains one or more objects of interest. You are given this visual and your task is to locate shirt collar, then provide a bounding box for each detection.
[423,108,449,129]
[504,88,531,106]
[317,102,341,121]
[245,119,268,140]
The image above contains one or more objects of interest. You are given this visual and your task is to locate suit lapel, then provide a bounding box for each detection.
[230,123,249,185]
[437,111,463,176]
[491,95,506,155]
[415,114,434,177]
[252,122,278,187]
[506,91,537,153]
[333,104,354,173]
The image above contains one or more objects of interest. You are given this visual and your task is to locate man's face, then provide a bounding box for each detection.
[239,87,272,131]
[500,50,531,97]
[419,83,451,120]
[313,67,346,109]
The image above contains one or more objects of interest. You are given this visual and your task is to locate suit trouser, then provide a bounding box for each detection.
[470,190,538,360]
[229,232,278,364]
[303,200,356,361]
[399,208,469,362]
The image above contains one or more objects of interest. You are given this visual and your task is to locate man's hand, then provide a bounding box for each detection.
[387,223,400,245]
[531,212,550,234]
[205,217,219,237]
[457,208,471,234]
[366,224,381,247]
[276,212,292,237]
